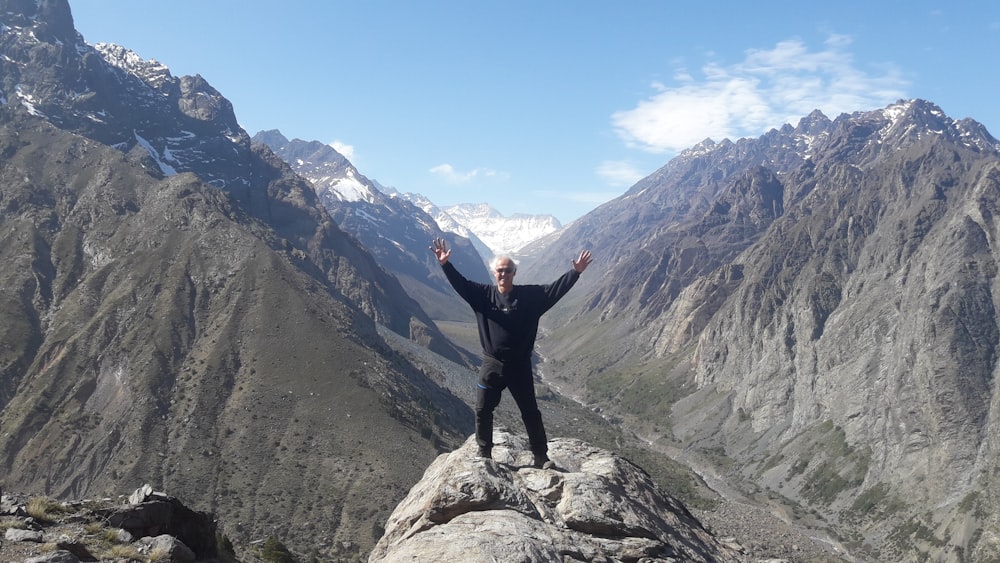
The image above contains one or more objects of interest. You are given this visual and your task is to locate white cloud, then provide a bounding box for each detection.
[329,140,355,160]
[596,160,645,187]
[612,36,909,154]
[429,163,502,184]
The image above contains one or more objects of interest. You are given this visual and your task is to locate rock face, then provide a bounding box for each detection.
[369,431,744,562]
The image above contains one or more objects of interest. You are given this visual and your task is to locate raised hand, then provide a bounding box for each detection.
[431,237,451,265]
[573,249,593,273]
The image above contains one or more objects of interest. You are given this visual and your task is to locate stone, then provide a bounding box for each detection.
[24,550,80,563]
[5,528,44,542]
[128,483,155,505]
[369,431,744,562]
[138,534,196,562]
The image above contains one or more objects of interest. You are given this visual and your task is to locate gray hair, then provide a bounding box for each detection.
[489,255,517,273]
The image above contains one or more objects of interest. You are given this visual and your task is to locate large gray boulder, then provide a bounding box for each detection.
[370,431,745,562]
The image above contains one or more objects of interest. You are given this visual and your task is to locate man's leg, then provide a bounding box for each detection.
[507,368,548,457]
[475,359,505,458]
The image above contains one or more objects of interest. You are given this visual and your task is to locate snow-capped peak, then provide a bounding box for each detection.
[94,43,174,90]
[442,203,561,256]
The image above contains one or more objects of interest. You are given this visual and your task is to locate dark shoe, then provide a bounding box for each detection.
[533,453,554,469]
[477,446,492,460]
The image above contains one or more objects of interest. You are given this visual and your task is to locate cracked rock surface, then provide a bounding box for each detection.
[369,430,745,562]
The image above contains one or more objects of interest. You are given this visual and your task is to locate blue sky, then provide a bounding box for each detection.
[71,1,999,224]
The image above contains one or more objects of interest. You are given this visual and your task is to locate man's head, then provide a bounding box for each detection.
[490,255,517,293]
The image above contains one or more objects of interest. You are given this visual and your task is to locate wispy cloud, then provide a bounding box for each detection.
[329,140,355,161]
[612,35,909,154]
[596,160,645,187]
[429,163,504,184]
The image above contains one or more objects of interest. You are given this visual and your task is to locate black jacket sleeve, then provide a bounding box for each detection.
[539,269,581,314]
[441,261,487,310]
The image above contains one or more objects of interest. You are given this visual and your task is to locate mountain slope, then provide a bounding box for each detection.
[527,99,1000,561]
[0,112,475,558]
[0,1,474,558]
[253,130,488,327]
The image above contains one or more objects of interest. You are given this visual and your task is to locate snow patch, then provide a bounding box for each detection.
[134,131,178,175]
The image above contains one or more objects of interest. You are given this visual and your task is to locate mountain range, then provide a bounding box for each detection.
[413,199,562,259]
[249,129,489,327]
[523,99,1000,561]
[2,1,1000,561]
[251,129,562,303]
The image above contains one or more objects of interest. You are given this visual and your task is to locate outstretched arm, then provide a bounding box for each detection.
[540,250,594,312]
[431,237,451,265]
[432,238,485,307]
[573,249,593,273]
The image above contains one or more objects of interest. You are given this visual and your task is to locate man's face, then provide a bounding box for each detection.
[494,258,515,293]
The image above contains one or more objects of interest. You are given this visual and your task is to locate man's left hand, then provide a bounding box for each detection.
[573,250,593,273]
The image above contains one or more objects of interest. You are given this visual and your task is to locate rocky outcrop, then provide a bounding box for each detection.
[369,431,745,562]
[0,486,223,563]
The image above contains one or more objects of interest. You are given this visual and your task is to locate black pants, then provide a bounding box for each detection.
[476,356,548,455]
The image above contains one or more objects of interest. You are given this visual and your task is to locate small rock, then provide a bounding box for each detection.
[25,550,81,563]
[5,528,44,542]
[128,483,154,505]
[137,534,195,562]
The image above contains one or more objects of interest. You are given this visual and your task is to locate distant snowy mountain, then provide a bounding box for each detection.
[445,203,562,257]
[253,131,559,269]
[252,130,490,323]
[252,129,381,205]
[387,190,492,262]
[393,195,561,260]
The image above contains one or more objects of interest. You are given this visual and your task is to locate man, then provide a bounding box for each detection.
[432,238,592,468]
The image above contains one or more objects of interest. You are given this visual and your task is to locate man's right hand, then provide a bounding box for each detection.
[431,238,451,265]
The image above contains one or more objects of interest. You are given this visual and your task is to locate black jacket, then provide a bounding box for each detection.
[442,262,580,363]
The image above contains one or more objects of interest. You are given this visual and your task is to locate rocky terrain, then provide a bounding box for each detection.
[2,464,851,563]
[0,2,473,558]
[0,486,227,563]
[370,430,852,563]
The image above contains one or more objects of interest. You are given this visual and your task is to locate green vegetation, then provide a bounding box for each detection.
[802,459,859,504]
[888,516,946,552]
[261,536,298,563]
[581,350,692,437]
[844,482,906,523]
[789,457,810,477]
[786,420,871,505]
[957,491,983,518]
[756,451,785,477]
